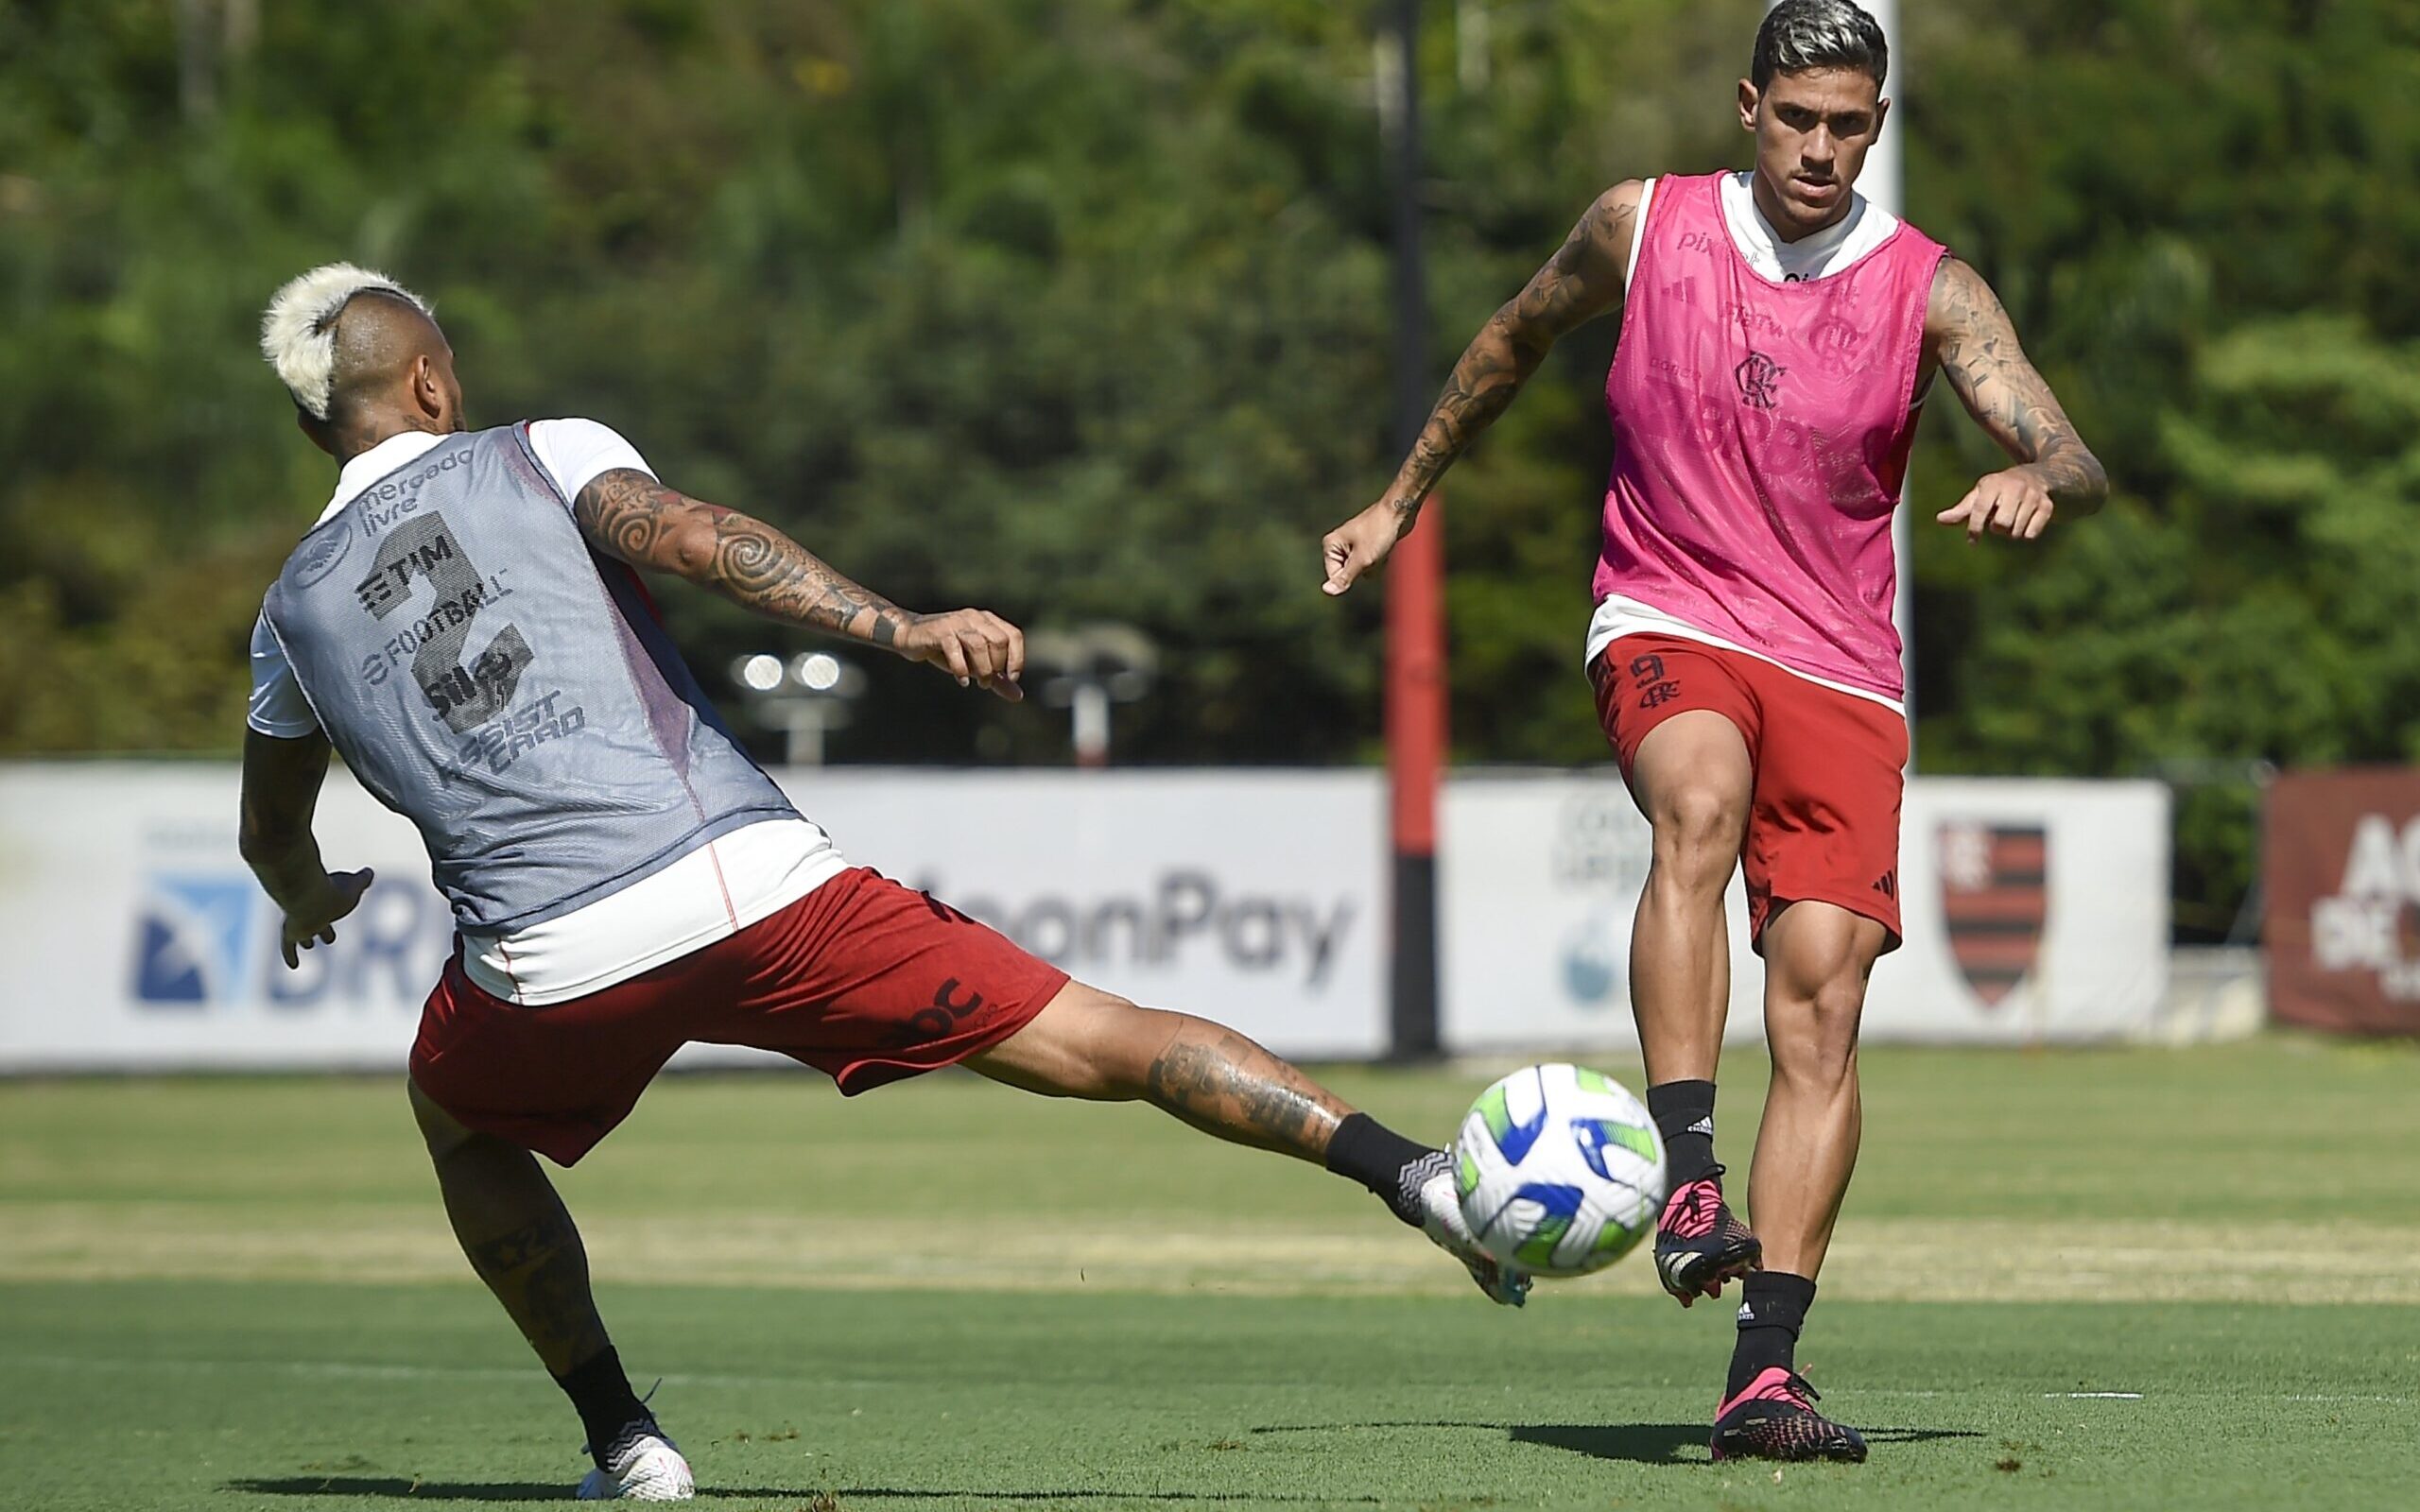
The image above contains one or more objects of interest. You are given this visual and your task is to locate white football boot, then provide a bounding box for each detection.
[1414,1155,1531,1307]
[576,1419,696,1502]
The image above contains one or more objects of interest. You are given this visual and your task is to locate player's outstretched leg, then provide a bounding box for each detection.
[1709,901,1884,1465]
[408,1081,695,1501]
[967,981,1530,1307]
[1625,711,1763,1307]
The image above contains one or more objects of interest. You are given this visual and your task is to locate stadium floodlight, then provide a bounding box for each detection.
[728,650,865,765]
[734,653,785,694]
[792,652,844,693]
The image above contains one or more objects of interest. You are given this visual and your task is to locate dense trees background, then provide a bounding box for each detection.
[5,0,2416,936]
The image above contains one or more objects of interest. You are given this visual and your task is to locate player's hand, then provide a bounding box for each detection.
[278,868,374,969]
[894,609,1025,701]
[1322,501,1411,596]
[1936,466,2057,543]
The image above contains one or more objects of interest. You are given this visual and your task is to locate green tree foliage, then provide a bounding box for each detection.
[4,1,2415,932]
[1904,0,2420,931]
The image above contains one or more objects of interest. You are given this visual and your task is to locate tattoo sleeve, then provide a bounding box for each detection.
[1388,183,1640,520]
[1142,1020,1349,1162]
[573,468,917,644]
[462,1211,608,1370]
[1928,258,2109,507]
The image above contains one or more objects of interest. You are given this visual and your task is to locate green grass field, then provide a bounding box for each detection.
[4,1040,2417,1511]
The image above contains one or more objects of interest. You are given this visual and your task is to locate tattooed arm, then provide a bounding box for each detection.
[1322,180,1643,594]
[572,468,1024,698]
[1927,256,2108,542]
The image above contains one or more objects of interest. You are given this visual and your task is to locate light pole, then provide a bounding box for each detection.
[1379,0,1445,1060]
[1028,625,1157,768]
[729,650,867,766]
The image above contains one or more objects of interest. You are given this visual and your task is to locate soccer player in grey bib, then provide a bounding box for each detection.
[240,265,1525,1502]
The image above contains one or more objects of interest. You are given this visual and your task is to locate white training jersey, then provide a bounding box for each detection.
[1587,172,1911,713]
[248,420,849,1005]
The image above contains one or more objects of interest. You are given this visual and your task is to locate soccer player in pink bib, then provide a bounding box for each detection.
[1322,0,2105,1463]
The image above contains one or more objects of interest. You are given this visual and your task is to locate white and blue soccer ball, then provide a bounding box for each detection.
[1454,1062,1668,1278]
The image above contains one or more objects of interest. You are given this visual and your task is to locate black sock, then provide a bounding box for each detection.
[1728,1271,1817,1399]
[1325,1112,1444,1227]
[555,1346,648,1465]
[1646,1079,1720,1188]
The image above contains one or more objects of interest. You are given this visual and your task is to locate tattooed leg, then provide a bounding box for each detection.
[966,985,1527,1303]
[1139,1018,1351,1159]
[967,983,1351,1161]
[408,1080,608,1374]
[408,1082,664,1466]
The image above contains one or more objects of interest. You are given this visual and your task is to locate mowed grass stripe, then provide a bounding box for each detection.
[5,1040,2418,1224]
[7,1201,2420,1302]
[3,1041,2419,1304]
[16,1351,2416,1406]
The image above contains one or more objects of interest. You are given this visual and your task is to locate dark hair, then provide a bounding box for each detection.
[1752,0,1889,91]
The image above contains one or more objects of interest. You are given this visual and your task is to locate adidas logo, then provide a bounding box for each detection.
[1737,1302,1756,1324]
[1686,1116,1714,1138]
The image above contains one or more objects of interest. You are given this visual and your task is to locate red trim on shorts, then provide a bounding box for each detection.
[703,838,737,929]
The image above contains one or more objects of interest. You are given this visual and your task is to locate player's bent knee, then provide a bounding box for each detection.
[1647,788,1746,891]
[1767,902,1887,993]
[1769,974,1866,1082]
[1654,783,1743,849]
[1806,978,1867,1057]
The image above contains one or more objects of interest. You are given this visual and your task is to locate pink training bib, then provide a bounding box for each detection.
[1593,172,1946,701]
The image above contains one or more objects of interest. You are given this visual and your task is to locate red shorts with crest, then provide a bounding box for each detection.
[1590,633,1907,951]
[407,867,1067,1165]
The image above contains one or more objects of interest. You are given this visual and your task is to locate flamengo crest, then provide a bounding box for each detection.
[1937,822,2048,1008]
[1734,352,1785,409]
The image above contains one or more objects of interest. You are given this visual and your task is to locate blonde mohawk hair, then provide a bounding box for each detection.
[259,263,431,420]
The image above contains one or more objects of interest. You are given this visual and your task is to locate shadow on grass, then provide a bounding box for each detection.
[1253,1419,1985,1466]
[834,1494,1381,1504]
[228,1482,796,1502]
[1512,1421,1985,1463]
[230,1421,1989,1502]
[230,1477,1377,1504]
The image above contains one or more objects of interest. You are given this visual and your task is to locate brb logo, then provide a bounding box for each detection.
[130,874,258,1005]
[129,868,450,1011]
[2309,815,2420,1001]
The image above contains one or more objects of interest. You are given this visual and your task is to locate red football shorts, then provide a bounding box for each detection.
[1590,633,1907,950]
[407,867,1069,1165]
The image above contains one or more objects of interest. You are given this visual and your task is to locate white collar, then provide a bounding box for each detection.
[1718,170,1893,284]
[319,430,448,525]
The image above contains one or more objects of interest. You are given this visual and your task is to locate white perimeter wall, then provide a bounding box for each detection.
[0,765,2167,1071]
[1442,772,2170,1050]
[0,766,1386,1072]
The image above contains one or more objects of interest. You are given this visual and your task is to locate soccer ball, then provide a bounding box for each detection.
[1454,1063,1668,1278]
